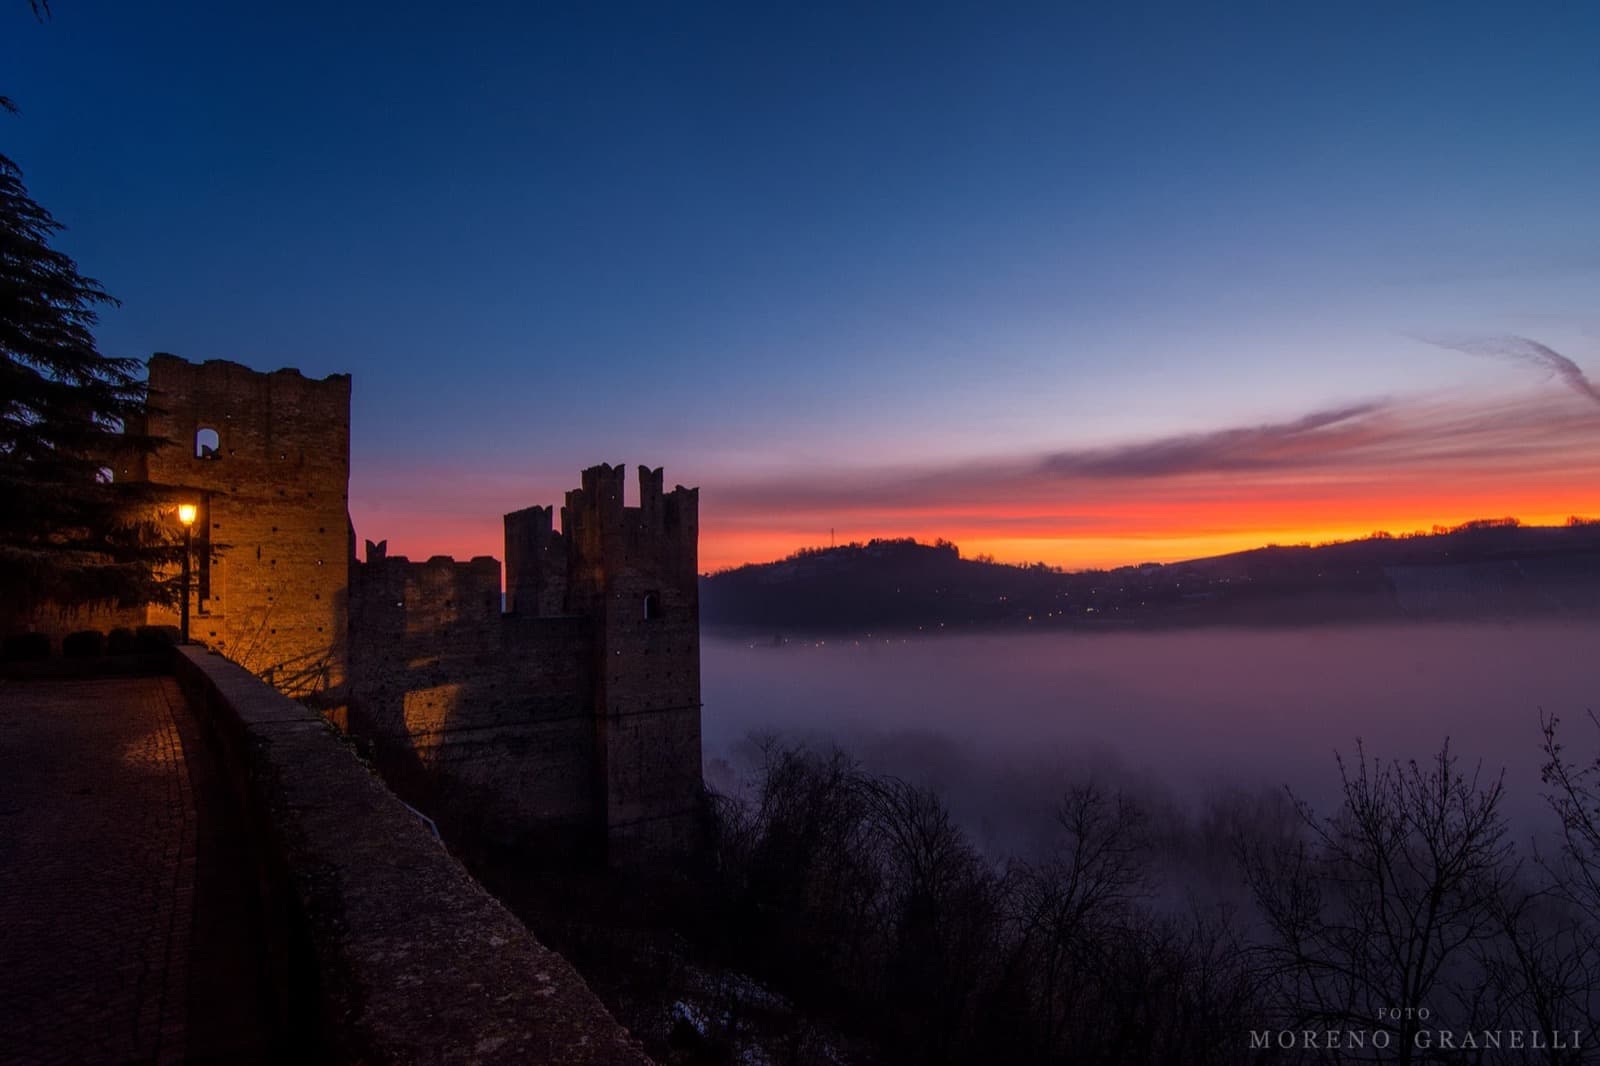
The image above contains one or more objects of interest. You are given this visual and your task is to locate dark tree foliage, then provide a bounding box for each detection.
[701,741,1263,1066]
[1,102,178,611]
[689,728,1600,1066]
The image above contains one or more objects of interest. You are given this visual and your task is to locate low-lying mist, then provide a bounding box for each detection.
[703,622,1600,859]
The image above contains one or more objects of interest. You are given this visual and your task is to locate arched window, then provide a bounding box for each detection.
[195,427,221,459]
[95,466,114,484]
[644,591,662,620]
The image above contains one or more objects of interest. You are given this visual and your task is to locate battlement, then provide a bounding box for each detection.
[134,354,352,482]
[562,463,698,531]
[148,353,351,386]
[562,464,699,595]
[359,543,500,573]
[505,465,698,623]
[145,352,351,412]
[353,547,502,628]
[504,506,567,617]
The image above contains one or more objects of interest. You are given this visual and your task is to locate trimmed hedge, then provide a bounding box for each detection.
[135,625,180,652]
[63,630,106,658]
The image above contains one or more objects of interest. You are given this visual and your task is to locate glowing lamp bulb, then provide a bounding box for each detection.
[177,503,198,527]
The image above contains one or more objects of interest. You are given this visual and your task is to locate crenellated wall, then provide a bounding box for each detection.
[347,464,703,861]
[347,546,600,853]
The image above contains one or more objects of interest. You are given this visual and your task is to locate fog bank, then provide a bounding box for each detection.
[703,623,1600,854]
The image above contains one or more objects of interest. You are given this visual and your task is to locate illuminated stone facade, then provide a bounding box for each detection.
[126,355,352,694]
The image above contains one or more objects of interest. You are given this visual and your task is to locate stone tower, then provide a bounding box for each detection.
[553,464,702,861]
[127,355,352,696]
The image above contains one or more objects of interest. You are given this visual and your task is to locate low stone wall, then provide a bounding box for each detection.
[172,646,654,1065]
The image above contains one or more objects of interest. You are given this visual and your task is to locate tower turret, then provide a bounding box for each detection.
[563,463,701,862]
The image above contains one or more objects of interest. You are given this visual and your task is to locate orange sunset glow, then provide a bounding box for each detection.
[352,376,1600,576]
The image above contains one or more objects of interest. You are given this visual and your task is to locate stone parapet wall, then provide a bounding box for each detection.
[172,645,653,1065]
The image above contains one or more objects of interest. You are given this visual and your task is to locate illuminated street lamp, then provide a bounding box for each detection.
[177,503,197,645]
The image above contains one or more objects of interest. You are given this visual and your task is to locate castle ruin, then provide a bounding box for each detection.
[124,354,702,863]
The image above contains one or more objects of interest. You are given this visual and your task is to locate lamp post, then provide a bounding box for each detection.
[177,502,197,645]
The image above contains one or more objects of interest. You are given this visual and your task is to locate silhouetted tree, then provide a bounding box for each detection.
[1,102,177,611]
[1510,712,1600,1059]
[1007,782,1151,1055]
[1243,741,1518,1063]
[864,776,998,1063]
[704,741,1282,1066]
[721,740,884,1001]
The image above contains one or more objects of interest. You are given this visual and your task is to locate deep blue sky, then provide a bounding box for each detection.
[5,2,1598,566]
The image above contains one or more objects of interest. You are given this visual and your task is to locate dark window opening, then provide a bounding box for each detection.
[195,427,221,459]
[644,591,662,620]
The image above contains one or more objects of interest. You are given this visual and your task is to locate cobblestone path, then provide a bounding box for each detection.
[0,678,197,1066]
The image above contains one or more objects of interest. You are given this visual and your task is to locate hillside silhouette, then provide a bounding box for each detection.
[701,520,1600,633]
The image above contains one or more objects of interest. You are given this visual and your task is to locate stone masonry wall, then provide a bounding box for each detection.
[129,356,351,697]
[348,546,600,852]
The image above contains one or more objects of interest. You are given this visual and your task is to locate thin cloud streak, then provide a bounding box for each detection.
[1038,403,1387,478]
[1421,333,1600,407]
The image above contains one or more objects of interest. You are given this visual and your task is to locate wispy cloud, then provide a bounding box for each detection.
[714,387,1599,519]
[1038,404,1387,478]
[1420,333,1600,407]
